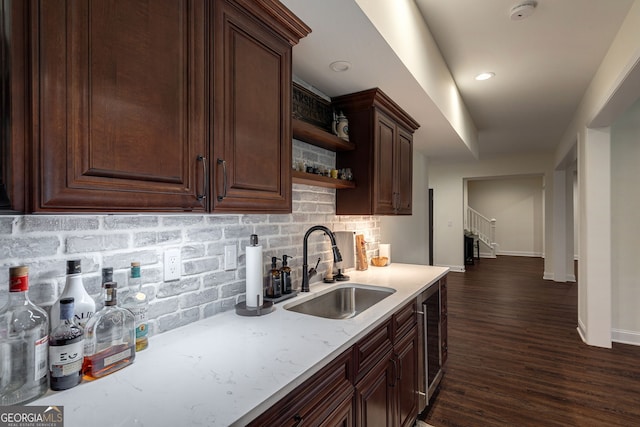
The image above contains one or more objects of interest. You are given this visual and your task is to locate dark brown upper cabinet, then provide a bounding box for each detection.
[332,89,419,215]
[10,0,308,213]
[1,0,28,212]
[211,0,306,213]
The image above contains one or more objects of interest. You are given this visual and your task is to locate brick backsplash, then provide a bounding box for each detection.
[0,141,380,337]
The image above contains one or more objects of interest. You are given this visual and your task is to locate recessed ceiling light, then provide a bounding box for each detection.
[475,72,495,81]
[329,61,351,72]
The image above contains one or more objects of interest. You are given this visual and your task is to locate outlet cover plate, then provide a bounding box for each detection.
[224,245,237,270]
[164,248,181,281]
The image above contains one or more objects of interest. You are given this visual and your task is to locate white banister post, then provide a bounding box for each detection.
[490,218,497,256]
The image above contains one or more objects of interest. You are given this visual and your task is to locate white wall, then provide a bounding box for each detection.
[379,151,430,265]
[428,153,555,272]
[468,176,544,257]
[611,97,640,344]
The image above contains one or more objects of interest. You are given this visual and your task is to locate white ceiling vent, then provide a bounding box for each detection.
[510,1,537,21]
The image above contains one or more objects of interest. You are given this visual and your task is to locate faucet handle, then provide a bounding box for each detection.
[308,257,321,278]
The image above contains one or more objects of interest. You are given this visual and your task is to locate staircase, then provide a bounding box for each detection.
[465,207,497,258]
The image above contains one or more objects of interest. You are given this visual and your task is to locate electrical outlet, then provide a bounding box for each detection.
[224,245,237,270]
[164,248,181,281]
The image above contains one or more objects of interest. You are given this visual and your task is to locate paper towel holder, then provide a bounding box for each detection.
[235,293,275,316]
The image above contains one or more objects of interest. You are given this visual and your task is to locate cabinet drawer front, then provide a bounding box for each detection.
[248,349,353,426]
[393,300,417,343]
[354,321,393,381]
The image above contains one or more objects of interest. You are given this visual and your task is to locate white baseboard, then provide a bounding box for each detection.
[438,264,465,272]
[478,251,496,259]
[543,272,576,282]
[577,320,587,344]
[612,329,640,346]
[495,250,543,257]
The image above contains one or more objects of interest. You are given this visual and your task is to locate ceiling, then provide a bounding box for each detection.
[281,0,635,160]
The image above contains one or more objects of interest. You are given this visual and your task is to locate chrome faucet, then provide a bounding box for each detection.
[302,225,343,292]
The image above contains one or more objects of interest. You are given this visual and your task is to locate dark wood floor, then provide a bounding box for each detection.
[421,256,640,427]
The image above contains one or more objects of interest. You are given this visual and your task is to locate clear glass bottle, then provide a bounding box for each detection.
[0,266,49,405]
[122,262,149,352]
[49,297,84,390]
[82,282,135,380]
[50,260,96,331]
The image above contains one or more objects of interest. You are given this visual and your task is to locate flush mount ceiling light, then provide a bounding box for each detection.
[475,72,495,81]
[510,1,537,21]
[329,61,351,72]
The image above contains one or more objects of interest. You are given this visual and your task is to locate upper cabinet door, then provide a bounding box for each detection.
[396,127,413,215]
[374,113,397,215]
[211,0,293,213]
[35,0,207,212]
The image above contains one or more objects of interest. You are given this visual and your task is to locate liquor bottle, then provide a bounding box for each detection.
[95,267,112,307]
[82,282,135,380]
[266,257,282,299]
[280,255,293,294]
[122,262,149,351]
[49,297,84,390]
[50,260,96,331]
[0,266,49,405]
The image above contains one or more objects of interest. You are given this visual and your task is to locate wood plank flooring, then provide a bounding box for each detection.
[421,256,640,427]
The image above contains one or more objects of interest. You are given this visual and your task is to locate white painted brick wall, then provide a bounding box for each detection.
[0,142,381,338]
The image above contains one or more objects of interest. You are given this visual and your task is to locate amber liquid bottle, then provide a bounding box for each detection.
[82,282,135,380]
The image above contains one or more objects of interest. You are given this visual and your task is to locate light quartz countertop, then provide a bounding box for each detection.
[32,263,448,426]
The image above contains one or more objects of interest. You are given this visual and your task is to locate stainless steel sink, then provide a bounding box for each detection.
[284,284,396,319]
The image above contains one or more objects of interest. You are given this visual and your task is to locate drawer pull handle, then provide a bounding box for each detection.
[293,413,303,426]
[196,155,207,201]
[217,158,227,201]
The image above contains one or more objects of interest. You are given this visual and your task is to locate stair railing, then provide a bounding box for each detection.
[465,207,496,257]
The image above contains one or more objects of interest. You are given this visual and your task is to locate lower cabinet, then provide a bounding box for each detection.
[247,349,354,427]
[251,300,421,426]
[354,302,418,427]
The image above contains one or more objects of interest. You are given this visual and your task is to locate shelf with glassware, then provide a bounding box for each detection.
[291,170,355,189]
[291,118,357,189]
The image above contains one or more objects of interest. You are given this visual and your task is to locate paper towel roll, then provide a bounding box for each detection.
[379,244,391,265]
[246,241,263,308]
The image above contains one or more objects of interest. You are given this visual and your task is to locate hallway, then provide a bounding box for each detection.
[422,256,640,426]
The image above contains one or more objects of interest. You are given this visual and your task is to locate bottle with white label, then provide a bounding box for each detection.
[0,266,49,405]
[49,297,84,390]
[50,260,96,331]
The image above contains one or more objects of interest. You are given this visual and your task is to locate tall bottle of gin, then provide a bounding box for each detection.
[50,260,96,330]
[82,282,135,380]
[123,262,149,351]
[0,266,49,405]
[49,297,84,390]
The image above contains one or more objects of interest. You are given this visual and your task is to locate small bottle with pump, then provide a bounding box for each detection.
[281,255,293,294]
[266,257,282,299]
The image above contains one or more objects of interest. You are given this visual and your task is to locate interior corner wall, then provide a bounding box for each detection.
[380,151,430,265]
[610,97,640,345]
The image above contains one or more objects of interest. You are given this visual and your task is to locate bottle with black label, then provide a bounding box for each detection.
[266,257,282,299]
[281,255,293,294]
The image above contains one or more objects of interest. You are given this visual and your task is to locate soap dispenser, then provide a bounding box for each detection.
[266,257,282,299]
[281,255,293,294]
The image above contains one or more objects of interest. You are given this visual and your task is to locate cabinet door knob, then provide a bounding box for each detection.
[217,158,228,201]
[196,155,207,202]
